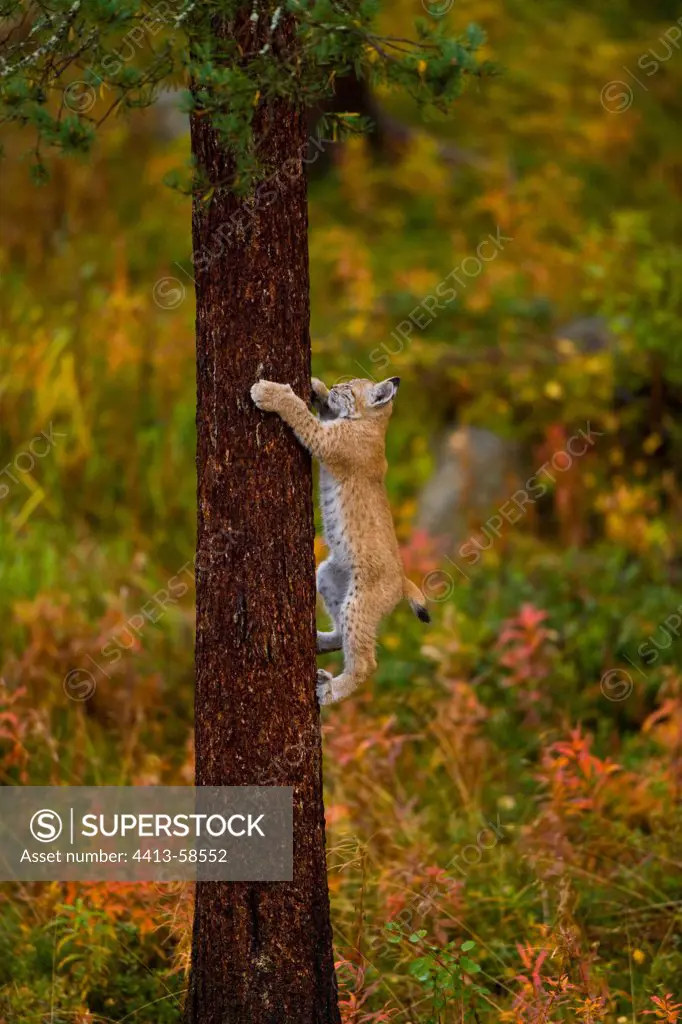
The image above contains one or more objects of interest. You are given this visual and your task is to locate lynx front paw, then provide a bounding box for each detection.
[316,669,335,705]
[310,377,330,413]
[250,379,292,413]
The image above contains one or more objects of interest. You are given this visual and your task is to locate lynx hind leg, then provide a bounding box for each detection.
[317,587,385,705]
[316,558,349,653]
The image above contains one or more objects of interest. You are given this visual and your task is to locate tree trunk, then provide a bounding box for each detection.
[184,17,341,1024]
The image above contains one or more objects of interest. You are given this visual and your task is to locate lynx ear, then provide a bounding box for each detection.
[370,377,400,407]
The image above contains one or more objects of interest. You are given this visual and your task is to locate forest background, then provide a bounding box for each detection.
[2,0,682,1020]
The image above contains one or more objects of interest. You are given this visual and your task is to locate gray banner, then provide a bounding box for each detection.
[0,787,292,881]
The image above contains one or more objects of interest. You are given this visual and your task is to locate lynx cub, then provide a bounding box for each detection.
[250,375,430,705]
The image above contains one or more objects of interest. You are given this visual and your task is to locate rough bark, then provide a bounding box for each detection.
[184,16,341,1024]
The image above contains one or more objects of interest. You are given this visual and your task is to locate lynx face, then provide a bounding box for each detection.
[313,377,400,421]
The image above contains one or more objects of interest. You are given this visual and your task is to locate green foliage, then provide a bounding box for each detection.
[0,0,493,190]
[584,211,682,389]
[384,924,487,1021]
[0,896,185,1022]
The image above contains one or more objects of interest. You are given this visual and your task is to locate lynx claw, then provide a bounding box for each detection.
[316,669,335,705]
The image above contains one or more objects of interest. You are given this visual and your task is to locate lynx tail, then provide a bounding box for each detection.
[403,578,431,624]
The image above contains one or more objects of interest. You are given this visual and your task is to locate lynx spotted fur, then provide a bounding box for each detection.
[250,375,430,704]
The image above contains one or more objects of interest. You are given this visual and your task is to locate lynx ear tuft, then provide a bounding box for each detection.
[370,378,400,407]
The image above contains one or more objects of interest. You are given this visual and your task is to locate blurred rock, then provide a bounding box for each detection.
[417,426,520,542]
[416,318,613,547]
